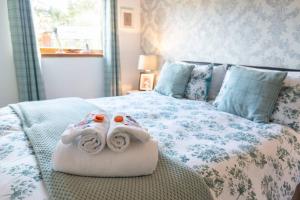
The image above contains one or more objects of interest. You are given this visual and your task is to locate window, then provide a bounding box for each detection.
[32,0,103,57]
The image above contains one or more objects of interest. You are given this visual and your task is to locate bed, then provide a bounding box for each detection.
[1,89,300,200]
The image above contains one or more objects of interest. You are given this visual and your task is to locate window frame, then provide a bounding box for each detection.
[40,48,103,57]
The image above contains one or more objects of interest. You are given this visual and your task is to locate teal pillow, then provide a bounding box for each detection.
[214,66,287,123]
[155,62,194,98]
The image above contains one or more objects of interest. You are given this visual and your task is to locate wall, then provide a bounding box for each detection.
[141,0,300,68]
[42,57,104,99]
[0,0,18,107]
[118,0,142,93]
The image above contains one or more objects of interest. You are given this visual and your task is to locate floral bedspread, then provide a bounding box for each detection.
[1,92,300,200]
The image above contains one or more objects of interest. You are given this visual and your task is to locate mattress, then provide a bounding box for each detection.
[1,92,300,200]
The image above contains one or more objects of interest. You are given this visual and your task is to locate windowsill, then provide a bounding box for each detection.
[40,48,103,58]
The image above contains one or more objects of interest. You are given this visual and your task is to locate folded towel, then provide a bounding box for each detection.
[52,139,159,177]
[107,114,150,152]
[61,112,109,154]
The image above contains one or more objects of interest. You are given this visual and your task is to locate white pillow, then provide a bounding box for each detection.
[208,64,227,100]
[271,72,300,131]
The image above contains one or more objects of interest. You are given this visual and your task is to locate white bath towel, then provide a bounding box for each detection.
[107,114,150,152]
[61,112,109,154]
[52,139,159,177]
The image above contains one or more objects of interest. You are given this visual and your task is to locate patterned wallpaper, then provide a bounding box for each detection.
[141,0,300,68]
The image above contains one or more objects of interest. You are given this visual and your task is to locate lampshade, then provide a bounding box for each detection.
[138,55,158,71]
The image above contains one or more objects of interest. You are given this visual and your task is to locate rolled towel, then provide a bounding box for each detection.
[52,139,159,177]
[61,112,109,154]
[107,114,150,152]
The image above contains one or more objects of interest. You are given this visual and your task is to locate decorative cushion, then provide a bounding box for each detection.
[271,72,300,131]
[184,64,213,101]
[208,64,227,100]
[214,66,287,123]
[155,61,194,98]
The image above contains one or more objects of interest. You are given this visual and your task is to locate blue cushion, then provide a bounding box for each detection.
[155,62,194,98]
[185,64,213,101]
[214,66,287,123]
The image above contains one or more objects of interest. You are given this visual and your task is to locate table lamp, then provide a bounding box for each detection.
[138,55,158,90]
[138,55,158,72]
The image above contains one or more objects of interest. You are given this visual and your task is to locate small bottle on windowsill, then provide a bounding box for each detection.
[81,41,91,54]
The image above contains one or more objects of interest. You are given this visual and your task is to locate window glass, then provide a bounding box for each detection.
[32,0,103,51]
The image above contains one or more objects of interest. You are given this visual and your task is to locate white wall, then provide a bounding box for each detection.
[42,57,104,99]
[0,0,18,107]
[118,0,142,94]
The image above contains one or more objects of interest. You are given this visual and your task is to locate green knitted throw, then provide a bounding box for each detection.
[10,98,213,200]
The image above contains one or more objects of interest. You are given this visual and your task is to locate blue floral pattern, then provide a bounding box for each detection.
[1,92,300,200]
[272,73,300,132]
[185,64,213,101]
[141,0,300,68]
[0,107,47,200]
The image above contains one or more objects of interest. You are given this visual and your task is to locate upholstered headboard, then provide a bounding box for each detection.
[183,61,300,72]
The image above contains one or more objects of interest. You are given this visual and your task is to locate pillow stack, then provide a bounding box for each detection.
[155,61,300,130]
[155,61,224,101]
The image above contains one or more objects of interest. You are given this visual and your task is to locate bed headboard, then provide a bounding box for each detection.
[183,61,300,72]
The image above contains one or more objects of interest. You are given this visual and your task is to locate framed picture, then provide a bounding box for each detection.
[139,73,155,91]
[119,7,136,30]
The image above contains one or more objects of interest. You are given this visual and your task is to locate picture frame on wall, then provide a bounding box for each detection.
[139,73,155,91]
[119,7,135,30]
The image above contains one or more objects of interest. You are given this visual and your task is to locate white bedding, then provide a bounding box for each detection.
[1,92,300,200]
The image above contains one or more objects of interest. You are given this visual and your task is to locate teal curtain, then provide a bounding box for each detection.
[103,0,121,96]
[7,0,45,102]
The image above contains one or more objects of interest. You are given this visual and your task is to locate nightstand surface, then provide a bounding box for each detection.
[127,90,141,94]
[127,90,149,95]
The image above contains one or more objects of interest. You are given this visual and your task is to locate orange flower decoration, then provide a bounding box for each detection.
[114,115,124,123]
[93,114,105,123]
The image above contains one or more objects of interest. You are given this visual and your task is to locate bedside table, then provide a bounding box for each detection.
[126,90,144,95]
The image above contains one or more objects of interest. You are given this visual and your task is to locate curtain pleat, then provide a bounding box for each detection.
[7,0,45,101]
[103,0,121,97]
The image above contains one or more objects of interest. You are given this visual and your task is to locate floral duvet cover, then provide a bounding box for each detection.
[1,92,300,200]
